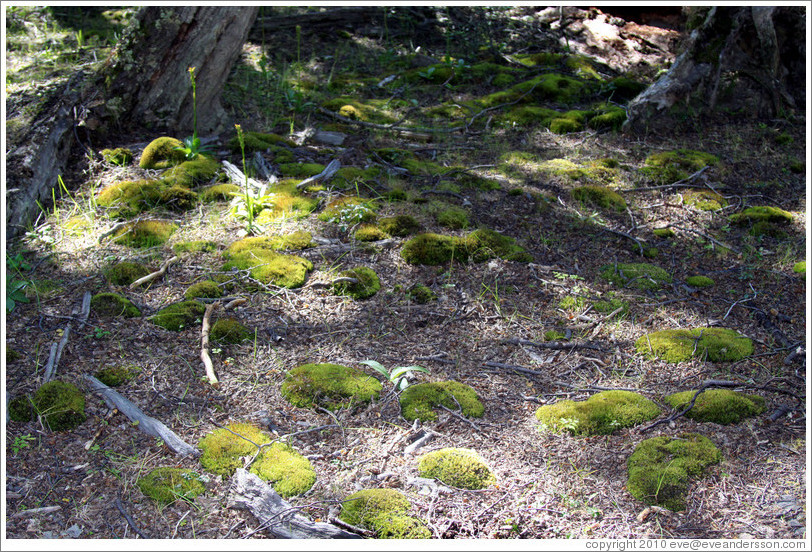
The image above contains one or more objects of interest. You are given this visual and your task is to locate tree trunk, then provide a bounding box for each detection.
[101,6,259,135]
[624,6,806,134]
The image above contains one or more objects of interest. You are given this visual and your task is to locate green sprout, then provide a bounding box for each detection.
[360,360,430,391]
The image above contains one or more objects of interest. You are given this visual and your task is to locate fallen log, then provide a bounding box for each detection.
[227,468,362,539]
[83,375,199,456]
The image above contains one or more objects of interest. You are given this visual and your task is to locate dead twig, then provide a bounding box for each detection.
[43,323,71,382]
[201,302,220,386]
[129,256,179,289]
[114,496,150,539]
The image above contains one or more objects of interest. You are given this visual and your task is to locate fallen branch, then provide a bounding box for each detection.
[671,224,742,255]
[200,302,221,386]
[222,159,264,190]
[129,256,179,289]
[296,158,342,190]
[114,496,150,539]
[83,375,199,456]
[43,323,71,382]
[227,468,362,539]
[623,166,710,192]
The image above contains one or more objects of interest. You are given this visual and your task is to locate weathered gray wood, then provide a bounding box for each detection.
[83,375,199,457]
[227,468,363,539]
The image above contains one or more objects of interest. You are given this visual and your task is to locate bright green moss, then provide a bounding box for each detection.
[587,106,627,130]
[105,261,150,286]
[183,280,221,301]
[639,149,719,184]
[436,207,469,229]
[321,97,401,124]
[653,228,675,238]
[333,267,381,300]
[333,166,382,188]
[465,228,532,263]
[539,158,585,180]
[91,293,141,318]
[198,422,315,497]
[682,189,728,211]
[278,162,326,179]
[593,293,629,316]
[559,295,585,311]
[497,106,560,127]
[139,137,186,169]
[401,229,530,265]
[635,327,754,363]
[210,318,252,343]
[112,220,177,248]
[627,433,721,511]
[173,240,218,254]
[96,179,164,218]
[407,284,436,304]
[686,275,715,288]
[227,131,294,153]
[544,330,567,341]
[535,390,660,436]
[148,300,206,331]
[354,224,388,241]
[417,448,495,490]
[225,232,314,256]
[163,156,220,188]
[340,489,430,539]
[729,205,793,226]
[223,249,313,288]
[600,262,672,290]
[252,180,319,222]
[793,261,806,274]
[318,197,377,225]
[32,381,86,431]
[281,363,382,411]
[199,183,241,203]
[664,389,765,425]
[399,381,484,422]
[571,185,627,211]
[100,147,133,166]
[137,468,206,505]
[549,117,584,134]
[95,365,140,387]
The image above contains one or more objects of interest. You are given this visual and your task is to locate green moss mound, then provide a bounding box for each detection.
[587,105,627,131]
[184,280,222,300]
[8,395,33,422]
[401,233,462,265]
[635,327,754,363]
[465,228,531,262]
[32,381,86,431]
[101,147,133,166]
[664,389,765,424]
[105,261,150,286]
[227,131,293,153]
[225,232,314,255]
[600,262,672,290]
[148,300,206,331]
[535,390,660,436]
[549,117,583,134]
[210,318,252,344]
[354,224,388,241]
[137,467,206,505]
[639,149,719,184]
[682,189,728,211]
[95,365,140,387]
[163,156,220,188]
[112,220,177,248]
[222,248,313,288]
[653,228,675,238]
[399,381,484,422]
[340,489,430,539]
[436,207,469,229]
[281,363,382,411]
[318,197,377,226]
[199,183,241,203]
[91,293,141,318]
[173,240,218,254]
[417,448,495,490]
[729,205,793,226]
[379,214,420,237]
[198,422,315,497]
[96,179,164,218]
[571,185,626,211]
[686,275,714,288]
[627,433,721,511]
[253,181,319,221]
[333,267,381,299]
[278,162,326,179]
[407,284,436,304]
[139,137,186,169]
[792,261,805,274]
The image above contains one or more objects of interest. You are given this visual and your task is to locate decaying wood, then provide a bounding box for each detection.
[83,375,199,456]
[10,505,61,519]
[114,496,150,539]
[43,324,71,383]
[200,302,221,386]
[129,256,179,289]
[296,159,342,190]
[222,159,265,190]
[227,468,363,539]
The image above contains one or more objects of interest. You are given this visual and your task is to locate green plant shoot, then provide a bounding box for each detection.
[360,360,430,391]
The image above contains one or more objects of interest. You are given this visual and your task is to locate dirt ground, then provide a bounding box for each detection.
[4,6,807,545]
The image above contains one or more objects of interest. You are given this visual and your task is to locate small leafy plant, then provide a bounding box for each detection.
[230,123,264,234]
[6,253,32,313]
[175,67,214,160]
[360,360,430,391]
[11,434,36,455]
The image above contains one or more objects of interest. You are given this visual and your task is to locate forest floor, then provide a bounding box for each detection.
[4,6,808,544]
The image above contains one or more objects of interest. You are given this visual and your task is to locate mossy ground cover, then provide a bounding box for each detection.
[137,468,206,504]
[636,328,754,363]
[332,267,381,299]
[401,228,530,265]
[417,448,495,490]
[340,488,430,539]
[664,389,765,424]
[599,262,672,290]
[281,363,382,410]
[399,381,484,422]
[535,390,660,436]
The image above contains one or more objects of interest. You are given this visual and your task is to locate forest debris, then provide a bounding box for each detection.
[10,506,61,519]
[114,496,150,539]
[82,375,199,456]
[227,468,362,539]
[43,323,71,382]
[295,158,341,189]
[222,159,264,190]
[200,302,220,386]
[129,256,179,289]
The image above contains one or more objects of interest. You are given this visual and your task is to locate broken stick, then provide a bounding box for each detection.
[201,302,221,386]
[129,256,179,289]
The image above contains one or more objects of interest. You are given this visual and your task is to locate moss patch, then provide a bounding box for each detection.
[95,365,140,387]
[104,261,150,286]
[112,220,177,248]
[225,232,314,255]
[729,205,793,226]
[401,229,531,265]
[227,131,294,153]
[333,267,381,300]
[627,433,721,511]
[354,224,388,242]
[163,156,220,188]
[399,381,484,422]
[600,262,672,290]
[407,284,436,304]
[653,227,675,238]
[222,247,313,288]
[278,162,326,179]
[199,183,241,203]
[97,179,164,218]
[417,448,495,490]
[535,390,660,436]
[32,381,86,431]
[137,468,206,505]
[379,215,420,237]
[198,422,315,497]
[173,240,218,254]
[664,389,765,424]
[91,293,141,318]
[184,280,222,300]
[686,275,715,288]
[281,363,382,411]
[253,180,319,222]
[210,318,252,344]
[436,207,469,229]
[571,185,626,211]
[139,136,186,169]
[101,147,133,166]
[8,395,34,422]
[318,197,378,226]
[682,189,728,211]
[635,328,754,363]
[792,261,805,274]
[639,149,719,184]
[340,489,430,539]
[148,300,206,331]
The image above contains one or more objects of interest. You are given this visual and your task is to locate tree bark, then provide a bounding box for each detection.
[624,6,806,134]
[100,6,259,135]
